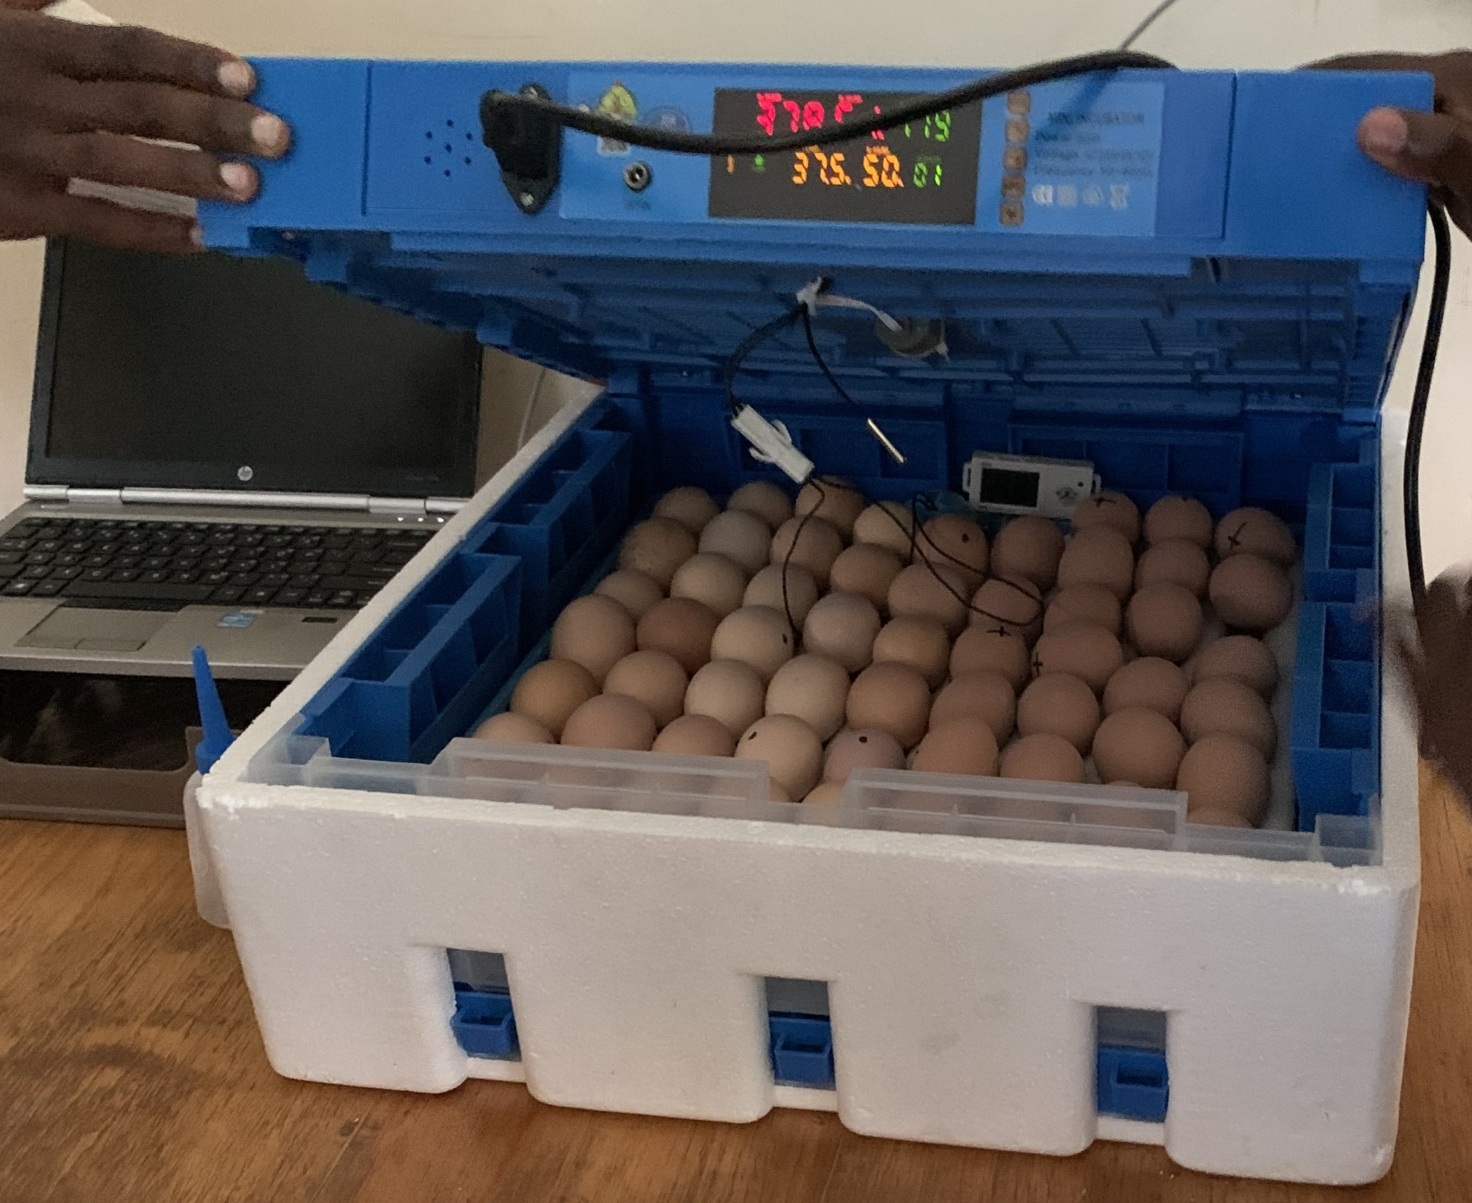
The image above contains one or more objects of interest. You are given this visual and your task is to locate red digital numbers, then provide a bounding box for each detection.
[752,92,867,137]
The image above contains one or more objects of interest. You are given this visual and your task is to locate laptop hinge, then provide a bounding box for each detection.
[23,484,70,503]
[368,496,428,516]
[66,487,125,506]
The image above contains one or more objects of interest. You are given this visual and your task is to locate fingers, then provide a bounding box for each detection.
[44,132,257,202]
[1358,107,1472,199]
[10,187,201,253]
[51,79,288,158]
[34,21,255,99]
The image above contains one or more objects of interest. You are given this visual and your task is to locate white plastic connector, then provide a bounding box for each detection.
[730,405,814,485]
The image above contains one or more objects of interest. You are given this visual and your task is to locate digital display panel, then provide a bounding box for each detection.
[978,467,1041,509]
[708,89,982,225]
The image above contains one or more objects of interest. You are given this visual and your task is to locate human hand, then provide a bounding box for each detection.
[0,7,289,252]
[1391,571,1472,808]
[1311,51,1472,238]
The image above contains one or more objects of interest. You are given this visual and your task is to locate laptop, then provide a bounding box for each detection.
[0,238,482,680]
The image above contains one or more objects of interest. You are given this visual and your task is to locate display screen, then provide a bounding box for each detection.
[978,467,1040,509]
[708,89,982,225]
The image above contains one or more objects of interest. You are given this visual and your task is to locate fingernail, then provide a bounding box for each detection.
[1361,108,1409,156]
[218,59,254,97]
[219,161,254,199]
[190,224,205,250]
[251,113,289,156]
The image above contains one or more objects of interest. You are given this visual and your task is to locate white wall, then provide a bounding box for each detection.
[3,0,1471,568]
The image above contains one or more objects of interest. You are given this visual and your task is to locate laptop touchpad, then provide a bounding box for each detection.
[19,608,172,653]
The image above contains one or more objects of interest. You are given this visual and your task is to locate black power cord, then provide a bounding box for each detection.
[1406,202,1452,614]
[482,50,1175,165]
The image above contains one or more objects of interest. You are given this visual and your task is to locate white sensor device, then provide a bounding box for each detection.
[962,452,1099,519]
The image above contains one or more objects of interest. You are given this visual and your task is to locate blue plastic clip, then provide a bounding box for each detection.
[191,645,234,775]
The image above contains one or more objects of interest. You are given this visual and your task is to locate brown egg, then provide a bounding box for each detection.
[991,516,1066,591]
[804,781,846,805]
[930,671,1018,744]
[830,544,904,612]
[766,654,850,741]
[561,694,658,751]
[735,714,823,798]
[1071,491,1141,542]
[594,568,664,622]
[1093,708,1186,789]
[1134,539,1210,597]
[969,574,1045,641]
[949,626,1031,691]
[913,718,1000,777]
[1188,808,1253,829]
[1214,506,1296,566]
[888,562,971,635]
[1144,496,1213,548]
[1044,584,1122,637]
[652,713,736,758]
[1001,733,1086,784]
[846,662,932,749]
[1032,622,1124,694]
[618,517,698,588]
[770,516,845,587]
[1103,657,1190,723]
[1194,635,1279,698]
[1057,526,1135,600]
[685,659,766,737]
[852,500,916,559]
[824,728,907,783]
[699,510,773,575]
[1177,735,1270,825]
[708,605,795,682]
[670,553,748,619]
[1127,584,1205,664]
[743,563,820,627]
[1017,674,1099,754]
[1180,678,1278,758]
[769,782,796,803]
[727,480,794,529]
[603,650,689,729]
[802,592,881,673]
[795,475,866,538]
[636,597,720,675]
[1209,555,1293,634]
[918,514,989,585]
[472,711,554,744]
[652,486,720,534]
[872,616,951,689]
[551,595,637,686]
[510,658,599,738]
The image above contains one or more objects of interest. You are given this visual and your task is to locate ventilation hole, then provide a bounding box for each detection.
[425,130,434,140]
[464,157,473,166]
[445,143,453,153]
[466,132,475,142]
[443,169,451,178]
[447,118,455,128]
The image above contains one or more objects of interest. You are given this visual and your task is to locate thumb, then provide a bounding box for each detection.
[1359,107,1472,195]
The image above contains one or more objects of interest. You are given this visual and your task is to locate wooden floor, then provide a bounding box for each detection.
[2,772,1470,1203]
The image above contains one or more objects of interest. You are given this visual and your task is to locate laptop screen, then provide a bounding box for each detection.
[26,240,481,498]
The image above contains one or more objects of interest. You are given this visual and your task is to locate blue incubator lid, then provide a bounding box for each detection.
[202,60,1431,421]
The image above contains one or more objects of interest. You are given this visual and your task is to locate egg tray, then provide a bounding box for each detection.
[258,397,1380,863]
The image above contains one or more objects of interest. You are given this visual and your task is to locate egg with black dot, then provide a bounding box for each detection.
[472,711,554,745]
[1103,657,1190,723]
[930,671,1018,744]
[918,513,989,585]
[708,605,795,682]
[561,693,658,751]
[685,659,766,737]
[1017,673,1099,754]
[618,517,697,590]
[652,486,721,534]
[1071,490,1141,543]
[1001,733,1086,784]
[652,713,736,758]
[1214,506,1296,566]
[727,480,794,529]
[1057,526,1135,600]
[802,592,882,673]
[949,625,1031,692]
[823,728,907,783]
[990,516,1066,591]
[1194,635,1279,699]
[969,574,1045,641]
[594,568,664,622]
[1209,554,1293,634]
[913,717,1000,777]
[1177,734,1270,826]
[636,597,720,676]
[551,595,638,686]
[1031,622,1124,695]
[829,544,904,612]
[670,553,748,619]
[795,475,866,539]
[699,509,773,576]
[1093,708,1186,790]
[766,654,850,742]
[846,662,932,749]
[1126,583,1205,664]
[852,500,916,560]
[1144,496,1213,548]
[887,562,971,635]
[771,516,845,588]
[743,563,820,627]
[735,714,824,799]
[1180,677,1278,759]
[1134,539,1210,598]
[1044,583,1122,637]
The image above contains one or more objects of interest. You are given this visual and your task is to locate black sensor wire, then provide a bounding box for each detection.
[1405,202,1452,614]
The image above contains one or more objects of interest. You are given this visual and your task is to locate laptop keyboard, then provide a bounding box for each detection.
[0,517,436,609]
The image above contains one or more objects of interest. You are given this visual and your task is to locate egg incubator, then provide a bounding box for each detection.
[197,59,1431,1185]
